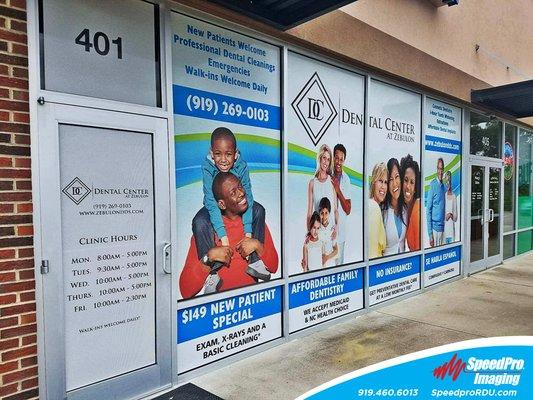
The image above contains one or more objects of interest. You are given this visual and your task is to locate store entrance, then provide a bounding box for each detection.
[37,104,173,400]
[469,161,503,273]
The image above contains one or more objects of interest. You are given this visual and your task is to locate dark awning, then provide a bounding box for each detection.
[207,0,358,30]
[471,79,533,118]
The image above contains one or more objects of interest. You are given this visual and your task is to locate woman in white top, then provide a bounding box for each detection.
[306,144,338,237]
[444,170,458,243]
[382,158,407,256]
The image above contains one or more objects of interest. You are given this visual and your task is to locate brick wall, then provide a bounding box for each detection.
[0,0,38,399]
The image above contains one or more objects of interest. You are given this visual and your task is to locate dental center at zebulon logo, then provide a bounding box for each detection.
[62,177,149,205]
[62,177,91,205]
[433,353,524,387]
[292,70,415,148]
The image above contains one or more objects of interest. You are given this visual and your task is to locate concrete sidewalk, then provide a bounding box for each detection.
[192,254,533,400]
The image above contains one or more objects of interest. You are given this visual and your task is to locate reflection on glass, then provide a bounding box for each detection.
[503,125,516,232]
[470,113,502,158]
[518,129,533,229]
[503,234,515,260]
[488,168,501,258]
[470,166,484,262]
[518,230,533,255]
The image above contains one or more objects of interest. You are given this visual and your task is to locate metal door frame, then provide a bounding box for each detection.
[36,104,173,400]
[468,158,504,274]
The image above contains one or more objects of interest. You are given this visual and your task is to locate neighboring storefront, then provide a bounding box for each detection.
[0,0,530,399]
[468,113,533,268]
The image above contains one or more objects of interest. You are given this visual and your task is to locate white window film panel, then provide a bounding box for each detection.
[59,125,156,391]
[423,99,462,249]
[41,0,160,106]
[171,12,282,301]
[285,51,365,277]
[366,81,422,260]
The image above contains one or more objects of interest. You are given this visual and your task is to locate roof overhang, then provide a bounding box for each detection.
[206,0,358,30]
[471,79,533,118]
[206,0,459,30]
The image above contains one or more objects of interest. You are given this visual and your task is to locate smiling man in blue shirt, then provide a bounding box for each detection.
[426,158,446,247]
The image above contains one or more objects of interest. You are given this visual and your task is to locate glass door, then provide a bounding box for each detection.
[38,104,173,400]
[469,162,503,273]
[488,167,502,258]
[470,165,485,265]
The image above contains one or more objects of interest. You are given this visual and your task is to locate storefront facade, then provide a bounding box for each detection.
[0,1,531,399]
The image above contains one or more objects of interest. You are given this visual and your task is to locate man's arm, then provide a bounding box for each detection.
[334,175,352,215]
[322,242,338,265]
[426,181,434,238]
[302,243,308,272]
[331,189,339,240]
[306,179,314,230]
[179,237,210,299]
[452,195,458,222]
[236,224,278,273]
[180,237,233,299]
[257,225,279,273]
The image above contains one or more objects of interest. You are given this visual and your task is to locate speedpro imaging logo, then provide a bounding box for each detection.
[434,353,524,387]
[295,338,532,400]
[291,72,338,146]
[433,353,466,381]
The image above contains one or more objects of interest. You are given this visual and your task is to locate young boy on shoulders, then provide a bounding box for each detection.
[192,127,269,294]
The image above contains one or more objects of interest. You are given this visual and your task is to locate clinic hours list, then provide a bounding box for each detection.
[66,248,152,314]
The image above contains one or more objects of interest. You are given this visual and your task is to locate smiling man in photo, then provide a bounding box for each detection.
[180,172,279,298]
[426,158,446,247]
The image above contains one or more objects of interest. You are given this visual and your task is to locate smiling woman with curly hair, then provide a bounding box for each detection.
[401,154,421,251]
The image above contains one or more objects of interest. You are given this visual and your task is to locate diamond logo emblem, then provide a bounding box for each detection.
[291,72,338,146]
[62,177,91,205]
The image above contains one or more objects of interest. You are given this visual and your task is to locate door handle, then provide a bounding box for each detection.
[162,242,171,274]
[489,208,495,222]
[477,208,484,225]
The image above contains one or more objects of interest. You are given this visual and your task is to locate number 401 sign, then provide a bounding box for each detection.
[75,29,123,59]
[41,0,159,106]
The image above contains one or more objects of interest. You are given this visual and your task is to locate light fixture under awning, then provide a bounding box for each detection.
[471,79,533,118]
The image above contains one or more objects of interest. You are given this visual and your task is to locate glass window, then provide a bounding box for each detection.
[487,167,501,258]
[503,125,517,232]
[41,0,162,107]
[503,234,515,260]
[517,230,533,255]
[518,129,533,229]
[470,113,502,158]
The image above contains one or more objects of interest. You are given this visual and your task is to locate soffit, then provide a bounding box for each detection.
[206,0,358,30]
[472,80,533,118]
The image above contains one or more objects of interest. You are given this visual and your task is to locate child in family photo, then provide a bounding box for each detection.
[317,197,338,268]
[192,127,270,293]
[301,212,323,272]
[301,198,338,271]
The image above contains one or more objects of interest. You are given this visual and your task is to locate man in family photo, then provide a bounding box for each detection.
[332,144,351,265]
[426,157,446,247]
[179,172,279,298]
